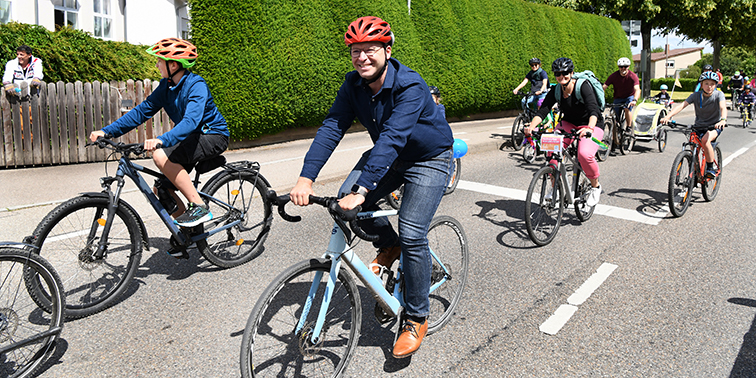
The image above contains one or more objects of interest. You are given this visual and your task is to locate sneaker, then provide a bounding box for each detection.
[167,248,189,259]
[705,168,718,179]
[585,185,602,207]
[544,185,553,201]
[174,202,212,228]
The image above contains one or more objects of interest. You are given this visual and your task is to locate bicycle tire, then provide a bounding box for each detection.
[385,186,403,210]
[658,129,668,152]
[523,142,536,164]
[445,158,461,194]
[525,166,564,246]
[197,171,273,268]
[0,248,65,378]
[574,174,596,222]
[511,114,526,151]
[702,146,722,202]
[30,196,142,319]
[667,151,694,217]
[596,119,612,162]
[240,258,361,378]
[619,130,635,155]
[426,216,469,334]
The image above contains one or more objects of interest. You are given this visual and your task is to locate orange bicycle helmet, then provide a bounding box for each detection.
[344,16,394,46]
[146,38,197,69]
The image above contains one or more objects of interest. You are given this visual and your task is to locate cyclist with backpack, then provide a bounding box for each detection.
[603,57,640,142]
[660,71,726,178]
[513,57,549,111]
[524,57,604,206]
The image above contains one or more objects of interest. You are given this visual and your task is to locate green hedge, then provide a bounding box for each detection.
[190,0,630,141]
[0,22,159,83]
[650,78,698,92]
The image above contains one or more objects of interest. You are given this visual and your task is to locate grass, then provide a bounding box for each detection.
[648,90,693,102]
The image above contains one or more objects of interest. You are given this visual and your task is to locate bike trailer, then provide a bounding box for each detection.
[632,102,667,142]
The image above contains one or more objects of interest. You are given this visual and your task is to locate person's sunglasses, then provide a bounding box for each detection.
[618,66,629,69]
[554,71,571,77]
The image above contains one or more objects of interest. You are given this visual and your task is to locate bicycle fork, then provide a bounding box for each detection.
[91,174,127,260]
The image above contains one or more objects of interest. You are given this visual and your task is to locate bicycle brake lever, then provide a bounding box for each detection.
[266,190,302,222]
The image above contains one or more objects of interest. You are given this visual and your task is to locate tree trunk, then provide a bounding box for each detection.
[641,22,652,98]
[712,39,722,70]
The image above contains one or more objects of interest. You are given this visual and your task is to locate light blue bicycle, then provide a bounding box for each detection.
[240,191,469,377]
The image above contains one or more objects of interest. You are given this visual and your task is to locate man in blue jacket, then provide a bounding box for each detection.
[89,38,229,235]
[289,16,454,358]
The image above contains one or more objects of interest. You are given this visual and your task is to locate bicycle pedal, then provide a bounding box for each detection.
[374,302,394,324]
[166,248,189,259]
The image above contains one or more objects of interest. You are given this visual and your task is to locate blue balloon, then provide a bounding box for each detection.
[452,138,468,158]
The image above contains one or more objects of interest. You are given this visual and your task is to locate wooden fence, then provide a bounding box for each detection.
[0,79,174,168]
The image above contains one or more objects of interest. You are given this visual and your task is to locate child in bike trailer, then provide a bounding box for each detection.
[290,16,453,359]
[513,57,549,111]
[89,38,229,234]
[524,57,603,207]
[654,84,672,105]
[661,71,726,179]
[738,85,755,117]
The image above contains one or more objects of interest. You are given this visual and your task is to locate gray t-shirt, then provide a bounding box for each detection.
[686,90,725,129]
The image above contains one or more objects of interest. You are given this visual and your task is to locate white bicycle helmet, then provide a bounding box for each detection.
[617,57,631,67]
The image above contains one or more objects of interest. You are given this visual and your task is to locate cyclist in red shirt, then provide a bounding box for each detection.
[603,57,641,138]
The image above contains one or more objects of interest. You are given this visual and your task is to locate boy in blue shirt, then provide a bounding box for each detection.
[738,85,755,121]
[89,38,229,235]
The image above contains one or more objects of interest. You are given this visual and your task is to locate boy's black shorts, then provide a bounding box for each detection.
[162,132,229,172]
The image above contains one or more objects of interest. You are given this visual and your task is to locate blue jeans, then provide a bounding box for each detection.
[521,92,546,112]
[338,148,453,318]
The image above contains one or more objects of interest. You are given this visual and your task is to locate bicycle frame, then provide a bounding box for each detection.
[551,145,583,206]
[92,154,243,259]
[681,131,719,182]
[298,208,452,345]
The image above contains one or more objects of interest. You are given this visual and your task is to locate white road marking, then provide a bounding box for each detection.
[540,262,618,335]
[457,180,661,225]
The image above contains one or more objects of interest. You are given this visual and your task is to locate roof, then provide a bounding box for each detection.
[632,47,704,62]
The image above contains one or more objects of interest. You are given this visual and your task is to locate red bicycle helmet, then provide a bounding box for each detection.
[146,38,197,69]
[344,16,393,46]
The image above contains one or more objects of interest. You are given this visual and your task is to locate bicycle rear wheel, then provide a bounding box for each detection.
[240,258,361,378]
[198,171,272,268]
[668,151,694,217]
[426,216,468,335]
[445,158,461,194]
[30,196,143,319]
[0,248,64,378]
[574,174,596,222]
[525,166,564,246]
[702,146,722,202]
[511,114,526,151]
[657,129,668,152]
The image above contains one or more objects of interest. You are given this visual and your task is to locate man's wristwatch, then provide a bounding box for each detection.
[350,184,368,197]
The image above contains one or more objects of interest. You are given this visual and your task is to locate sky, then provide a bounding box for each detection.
[630,29,713,55]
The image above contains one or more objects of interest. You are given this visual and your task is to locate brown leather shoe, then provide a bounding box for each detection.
[392,318,428,358]
[369,245,401,276]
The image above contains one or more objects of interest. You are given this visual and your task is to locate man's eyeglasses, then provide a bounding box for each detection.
[350,46,383,58]
[554,71,571,77]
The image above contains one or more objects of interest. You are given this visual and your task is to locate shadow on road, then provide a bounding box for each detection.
[728,297,756,377]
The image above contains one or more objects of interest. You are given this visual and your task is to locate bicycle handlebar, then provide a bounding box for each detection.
[265,190,380,242]
[87,135,162,156]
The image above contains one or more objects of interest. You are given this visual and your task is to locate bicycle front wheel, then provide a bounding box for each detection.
[198,171,272,268]
[511,114,526,151]
[657,129,668,152]
[240,258,362,378]
[525,166,564,246]
[30,196,143,319]
[0,248,65,378]
[385,185,403,210]
[668,151,694,217]
[444,158,461,194]
[619,129,635,155]
[702,146,722,202]
[523,142,536,164]
[574,174,596,222]
[596,119,612,162]
[426,216,469,335]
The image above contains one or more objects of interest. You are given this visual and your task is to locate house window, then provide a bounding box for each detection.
[53,0,78,29]
[666,60,675,68]
[0,1,10,24]
[180,17,191,40]
[93,0,112,39]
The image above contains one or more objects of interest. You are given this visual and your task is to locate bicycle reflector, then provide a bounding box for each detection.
[97,218,107,226]
[453,138,468,158]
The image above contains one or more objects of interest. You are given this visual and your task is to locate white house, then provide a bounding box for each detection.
[632,47,704,79]
[2,0,190,45]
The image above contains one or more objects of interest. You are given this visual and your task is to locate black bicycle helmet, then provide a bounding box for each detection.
[702,64,713,71]
[746,85,752,90]
[529,57,541,66]
[429,85,440,95]
[552,57,574,73]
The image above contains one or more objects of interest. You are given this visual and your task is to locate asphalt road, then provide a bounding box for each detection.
[3,104,756,377]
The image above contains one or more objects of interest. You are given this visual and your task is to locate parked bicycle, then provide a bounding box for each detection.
[511,92,542,151]
[666,122,723,217]
[27,136,272,318]
[0,242,65,378]
[525,128,600,246]
[240,190,468,377]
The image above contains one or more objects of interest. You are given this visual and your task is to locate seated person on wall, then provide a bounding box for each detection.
[3,45,43,97]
